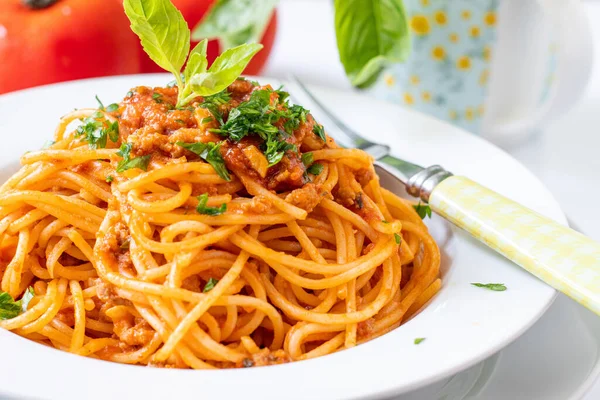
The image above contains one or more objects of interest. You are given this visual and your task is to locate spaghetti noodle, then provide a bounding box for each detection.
[0,79,440,368]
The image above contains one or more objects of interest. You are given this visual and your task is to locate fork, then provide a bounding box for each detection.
[286,75,600,316]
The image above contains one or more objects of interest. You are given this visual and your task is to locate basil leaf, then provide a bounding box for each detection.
[124,0,190,86]
[0,287,34,320]
[177,141,231,181]
[471,283,507,292]
[334,0,410,87]
[188,43,263,96]
[0,292,22,320]
[191,0,278,50]
[183,40,209,86]
[196,193,227,216]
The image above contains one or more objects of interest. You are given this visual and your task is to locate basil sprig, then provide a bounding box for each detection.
[123,0,263,108]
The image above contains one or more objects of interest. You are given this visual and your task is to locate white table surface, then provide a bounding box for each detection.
[263,0,600,398]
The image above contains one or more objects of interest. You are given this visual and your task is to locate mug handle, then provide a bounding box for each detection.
[484,0,593,140]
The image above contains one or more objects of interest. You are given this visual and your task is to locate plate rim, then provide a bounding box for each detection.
[0,74,565,400]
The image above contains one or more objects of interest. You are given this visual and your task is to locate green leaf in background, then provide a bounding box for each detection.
[124,0,190,89]
[334,0,411,87]
[192,0,278,50]
[188,43,263,96]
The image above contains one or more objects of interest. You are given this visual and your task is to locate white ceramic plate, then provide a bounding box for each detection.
[0,75,565,400]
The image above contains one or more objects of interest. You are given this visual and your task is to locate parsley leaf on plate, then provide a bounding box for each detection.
[471,283,507,292]
[414,338,426,345]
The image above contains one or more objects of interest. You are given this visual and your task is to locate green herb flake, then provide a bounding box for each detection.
[413,202,432,219]
[471,283,507,292]
[414,338,426,345]
[106,175,114,183]
[200,117,214,124]
[175,119,186,124]
[394,233,402,245]
[177,141,231,181]
[152,92,163,103]
[196,193,227,216]
[126,90,134,98]
[75,113,119,149]
[106,103,119,113]
[307,163,324,175]
[382,220,389,224]
[301,152,314,167]
[95,95,105,110]
[203,277,219,292]
[313,123,326,141]
[207,88,308,167]
[116,143,151,173]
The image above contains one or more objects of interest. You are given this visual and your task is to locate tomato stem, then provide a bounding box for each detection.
[21,0,59,9]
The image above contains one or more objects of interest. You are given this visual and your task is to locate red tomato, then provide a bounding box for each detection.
[139,0,278,76]
[0,0,140,94]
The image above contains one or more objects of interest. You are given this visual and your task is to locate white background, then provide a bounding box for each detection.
[263,0,600,398]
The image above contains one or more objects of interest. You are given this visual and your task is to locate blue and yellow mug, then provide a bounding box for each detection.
[363,0,593,146]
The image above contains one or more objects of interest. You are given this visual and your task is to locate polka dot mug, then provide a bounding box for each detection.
[362,0,593,147]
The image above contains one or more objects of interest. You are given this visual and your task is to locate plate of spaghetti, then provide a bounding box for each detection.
[0,74,565,399]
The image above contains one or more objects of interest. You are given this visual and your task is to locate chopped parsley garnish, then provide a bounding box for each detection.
[414,338,426,345]
[116,143,151,173]
[471,283,507,292]
[177,141,231,181]
[394,233,402,245]
[95,95,118,112]
[126,90,134,98]
[175,119,186,124]
[313,123,326,141]
[307,163,324,175]
[301,152,314,166]
[106,103,119,113]
[200,117,214,124]
[265,141,296,166]
[382,220,389,224]
[0,287,34,320]
[203,277,219,292]
[196,193,227,216]
[106,175,114,183]
[413,202,432,219]
[152,92,163,103]
[75,112,119,149]
[199,90,231,125]
[208,88,310,167]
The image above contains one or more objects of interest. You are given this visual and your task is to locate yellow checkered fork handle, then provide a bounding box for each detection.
[430,176,600,315]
